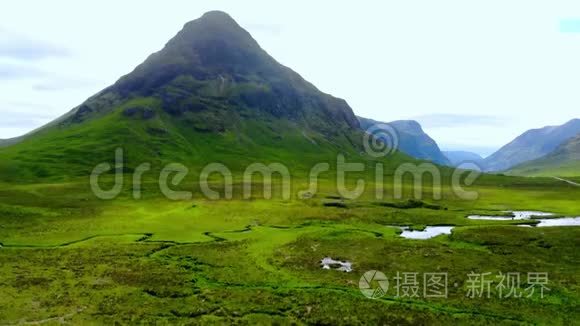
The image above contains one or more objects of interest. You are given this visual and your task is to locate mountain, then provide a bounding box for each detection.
[483,119,580,172]
[358,117,450,165]
[508,134,580,177]
[443,151,484,167]
[0,11,412,181]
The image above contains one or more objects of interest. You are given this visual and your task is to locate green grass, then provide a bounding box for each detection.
[0,176,579,324]
[0,94,396,183]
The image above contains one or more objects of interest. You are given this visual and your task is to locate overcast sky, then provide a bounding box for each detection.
[1,1,580,156]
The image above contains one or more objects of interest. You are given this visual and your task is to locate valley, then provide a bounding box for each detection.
[0,9,579,326]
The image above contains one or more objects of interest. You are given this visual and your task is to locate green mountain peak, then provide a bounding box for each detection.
[0,11,379,181]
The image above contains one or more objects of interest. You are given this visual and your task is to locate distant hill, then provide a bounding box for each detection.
[0,138,22,148]
[508,134,580,177]
[0,11,416,181]
[358,117,450,165]
[483,119,580,172]
[443,151,484,167]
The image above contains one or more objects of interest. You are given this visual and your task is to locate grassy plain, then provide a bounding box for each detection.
[0,175,579,325]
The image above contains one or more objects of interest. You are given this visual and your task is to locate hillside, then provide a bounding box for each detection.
[358,117,450,165]
[0,12,414,181]
[508,134,580,177]
[483,119,580,172]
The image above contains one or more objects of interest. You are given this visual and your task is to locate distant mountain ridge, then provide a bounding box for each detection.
[508,133,580,177]
[358,117,450,165]
[443,151,484,167]
[483,119,580,172]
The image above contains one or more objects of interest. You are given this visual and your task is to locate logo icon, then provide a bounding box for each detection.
[363,124,399,158]
[359,270,389,299]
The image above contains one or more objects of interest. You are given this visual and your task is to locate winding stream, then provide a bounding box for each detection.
[467,211,580,227]
[536,217,580,227]
[467,211,553,221]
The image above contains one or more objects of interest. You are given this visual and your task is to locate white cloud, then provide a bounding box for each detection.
[413,114,505,128]
[33,77,96,91]
[0,28,70,60]
[0,62,45,79]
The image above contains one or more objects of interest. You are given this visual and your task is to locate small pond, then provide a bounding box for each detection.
[399,226,454,240]
[320,257,353,272]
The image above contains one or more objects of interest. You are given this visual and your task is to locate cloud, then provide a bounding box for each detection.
[33,77,96,91]
[413,114,504,128]
[0,109,54,128]
[243,23,283,35]
[0,28,70,60]
[0,62,93,89]
[560,19,580,33]
[0,102,56,132]
[0,63,45,79]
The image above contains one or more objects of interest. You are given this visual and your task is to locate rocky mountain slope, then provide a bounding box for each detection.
[0,11,411,181]
[358,117,450,165]
[483,119,580,172]
[508,133,580,177]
